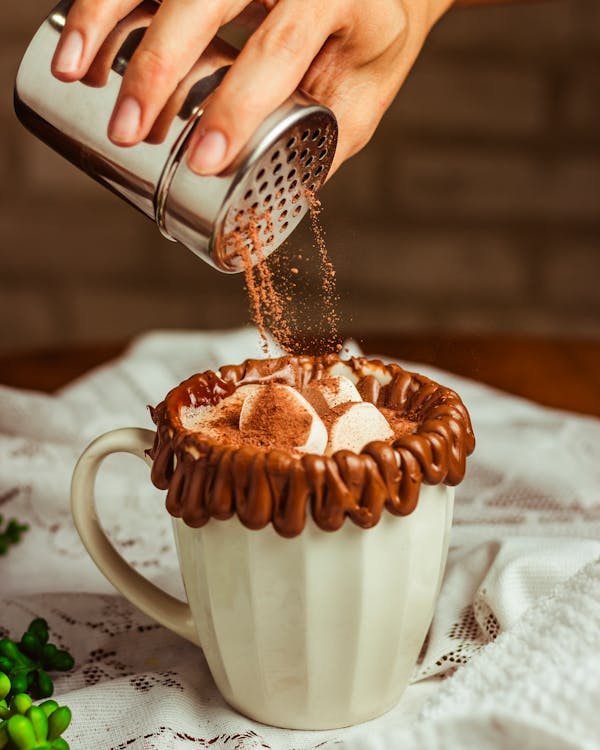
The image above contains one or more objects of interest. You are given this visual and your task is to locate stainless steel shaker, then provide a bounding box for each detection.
[14,0,338,272]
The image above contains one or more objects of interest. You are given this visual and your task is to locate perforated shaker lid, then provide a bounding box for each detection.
[159,93,337,273]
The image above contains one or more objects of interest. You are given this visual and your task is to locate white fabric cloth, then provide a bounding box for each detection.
[345,558,600,750]
[1,328,600,749]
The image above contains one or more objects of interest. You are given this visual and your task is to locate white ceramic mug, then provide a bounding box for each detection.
[71,426,453,730]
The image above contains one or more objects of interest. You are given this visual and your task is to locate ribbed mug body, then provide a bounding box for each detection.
[174,483,453,729]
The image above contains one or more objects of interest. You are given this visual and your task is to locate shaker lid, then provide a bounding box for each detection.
[160,92,337,273]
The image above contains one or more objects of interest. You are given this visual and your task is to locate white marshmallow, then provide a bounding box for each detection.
[180,384,260,433]
[325,362,359,383]
[326,401,394,455]
[303,375,362,415]
[239,384,328,454]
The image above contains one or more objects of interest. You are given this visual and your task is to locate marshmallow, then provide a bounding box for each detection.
[326,401,394,455]
[239,383,328,454]
[302,375,362,415]
[325,362,359,383]
[180,384,259,433]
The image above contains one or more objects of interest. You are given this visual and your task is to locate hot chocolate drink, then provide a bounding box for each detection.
[148,354,475,537]
[72,354,475,728]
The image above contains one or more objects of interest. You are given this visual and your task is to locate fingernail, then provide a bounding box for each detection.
[53,30,84,75]
[109,96,142,144]
[188,130,228,174]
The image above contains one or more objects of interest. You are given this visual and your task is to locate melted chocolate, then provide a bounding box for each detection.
[148,355,475,538]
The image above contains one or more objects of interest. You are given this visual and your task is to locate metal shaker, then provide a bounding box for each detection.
[14,0,338,272]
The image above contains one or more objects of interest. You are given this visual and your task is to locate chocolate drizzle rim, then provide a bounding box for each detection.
[148,355,475,538]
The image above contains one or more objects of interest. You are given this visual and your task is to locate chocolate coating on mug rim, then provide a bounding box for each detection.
[148,355,475,538]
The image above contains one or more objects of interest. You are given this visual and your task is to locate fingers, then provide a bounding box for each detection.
[186,0,345,175]
[107,0,246,146]
[82,5,154,88]
[145,38,233,144]
[297,5,414,178]
[51,0,393,183]
[52,0,138,81]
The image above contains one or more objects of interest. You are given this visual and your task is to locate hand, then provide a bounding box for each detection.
[51,0,452,177]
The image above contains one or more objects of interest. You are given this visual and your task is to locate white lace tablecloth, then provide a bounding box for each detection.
[2,328,600,749]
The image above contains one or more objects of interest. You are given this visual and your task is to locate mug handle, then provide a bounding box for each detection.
[71,427,199,646]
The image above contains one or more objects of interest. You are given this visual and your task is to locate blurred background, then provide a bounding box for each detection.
[1,0,599,353]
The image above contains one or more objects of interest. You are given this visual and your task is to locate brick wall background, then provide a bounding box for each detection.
[1,0,599,352]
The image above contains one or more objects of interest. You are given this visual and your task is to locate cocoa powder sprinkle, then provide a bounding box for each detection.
[240,384,312,451]
[231,191,342,357]
[308,191,341,353]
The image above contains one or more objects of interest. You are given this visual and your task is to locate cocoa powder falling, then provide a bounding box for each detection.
[307,191,341,352]
[234,195,342,356]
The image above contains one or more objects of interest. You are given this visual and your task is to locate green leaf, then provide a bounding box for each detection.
[47,708,71,741]
[7,715,36,750]
[27,623,48,648]
[0,675,10,702]
[9,674,29,697]
[36,703,58,720]
[0,642,25,667]
[47,653,73,674]
[26,707,48,743]
[0,516,29,556]
[0,660,12,675]
[34,672,53,700]
[9,695,32,716]
[19,635,41,663]
[0,721,9,750]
